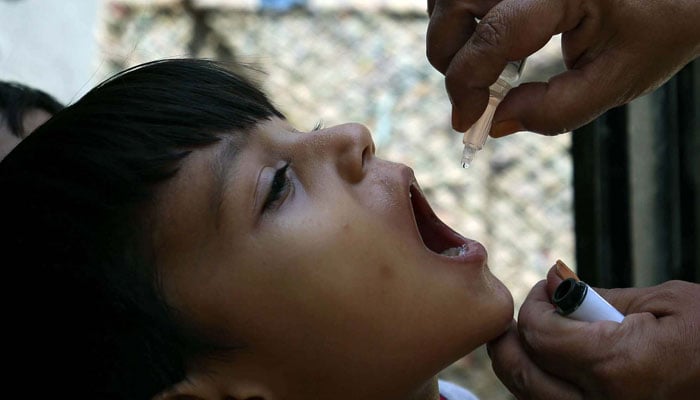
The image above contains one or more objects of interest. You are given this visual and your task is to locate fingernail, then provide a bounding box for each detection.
[555,259,579,281]
[490,119,524,138]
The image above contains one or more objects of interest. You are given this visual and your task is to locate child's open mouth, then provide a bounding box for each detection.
[409,184,468,257]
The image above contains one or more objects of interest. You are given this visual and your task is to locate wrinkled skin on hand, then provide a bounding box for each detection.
[426,0,700,136]
[487,266,700,399]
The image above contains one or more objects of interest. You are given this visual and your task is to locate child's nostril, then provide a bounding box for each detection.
[361,145,371,168]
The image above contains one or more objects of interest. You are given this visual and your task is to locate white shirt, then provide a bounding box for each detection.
[438,379,479,400]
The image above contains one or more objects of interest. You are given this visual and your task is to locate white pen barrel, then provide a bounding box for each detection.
[553,278,625,323]
[567,285,625,323]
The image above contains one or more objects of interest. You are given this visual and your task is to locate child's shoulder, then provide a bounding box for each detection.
[438,379,479,400]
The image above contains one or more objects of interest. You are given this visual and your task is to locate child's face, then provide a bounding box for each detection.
[153,117,513,397]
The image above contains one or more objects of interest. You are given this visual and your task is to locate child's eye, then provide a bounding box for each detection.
[263,162,291,211]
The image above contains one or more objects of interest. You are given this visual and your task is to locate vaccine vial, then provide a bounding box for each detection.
[461,59,526,168]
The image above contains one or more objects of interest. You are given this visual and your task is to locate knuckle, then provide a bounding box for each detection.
[658,278,685,291]
[517,320,547,354]
[516,301,539,333]
[472,12,508,50]
[507,364,535,397]
[521,328,546,354]
[661,279,697,293]
[639,280,691,309]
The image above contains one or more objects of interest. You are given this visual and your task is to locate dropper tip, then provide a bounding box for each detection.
[461,146,476,169]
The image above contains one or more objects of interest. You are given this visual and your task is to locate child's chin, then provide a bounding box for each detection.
[483,278,516,336]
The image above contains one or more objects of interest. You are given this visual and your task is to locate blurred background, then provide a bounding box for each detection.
[6,0,696,399]
[0,0,574,398]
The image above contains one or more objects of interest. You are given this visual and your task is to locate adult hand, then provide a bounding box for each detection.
[426,0,700,136]
[487,267,700,399]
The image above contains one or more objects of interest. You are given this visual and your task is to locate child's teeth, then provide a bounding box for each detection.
[441,247,459,256]
[440,244,467,256]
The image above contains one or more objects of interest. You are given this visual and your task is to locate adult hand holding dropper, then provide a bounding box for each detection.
[426,0,700,398]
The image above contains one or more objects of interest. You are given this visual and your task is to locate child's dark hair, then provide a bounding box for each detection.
[0,59,284,399]
[0,80,64,136]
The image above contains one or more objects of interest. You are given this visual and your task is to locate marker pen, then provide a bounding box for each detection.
[552,278,625,323]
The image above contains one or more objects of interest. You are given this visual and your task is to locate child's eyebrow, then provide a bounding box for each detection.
[210,139,243,229]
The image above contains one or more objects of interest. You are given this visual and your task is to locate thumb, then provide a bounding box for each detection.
[545,264,564,299]
[491,51,628,137]
[595,280,700,318]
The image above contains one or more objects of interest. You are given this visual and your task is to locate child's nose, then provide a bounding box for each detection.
[323,123,375,183]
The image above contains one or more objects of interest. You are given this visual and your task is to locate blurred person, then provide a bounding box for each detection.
[426,1,700,398]
[0,81,63,160]
[1,58,513,400]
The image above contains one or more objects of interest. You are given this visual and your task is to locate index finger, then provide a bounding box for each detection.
[516,279,588,356]
[445,0,586,131]
[517,279,634,383]
[426,0,502,75]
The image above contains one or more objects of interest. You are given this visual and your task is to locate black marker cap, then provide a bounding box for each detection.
[552,278,588,315]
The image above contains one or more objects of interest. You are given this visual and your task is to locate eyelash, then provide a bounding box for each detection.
[263,163,291,211]
[261,123,317,212]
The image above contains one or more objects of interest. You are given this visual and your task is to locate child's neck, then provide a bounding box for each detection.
[405,377,440,400]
